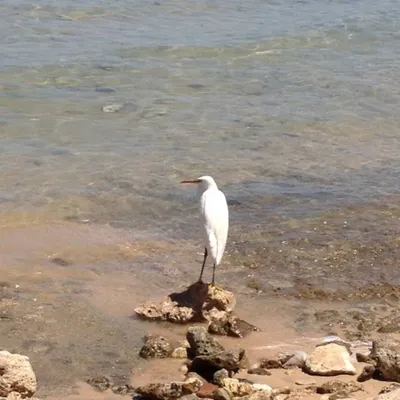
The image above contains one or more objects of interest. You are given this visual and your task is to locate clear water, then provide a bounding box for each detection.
[1,0,400,395]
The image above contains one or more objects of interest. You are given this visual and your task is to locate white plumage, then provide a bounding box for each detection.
[181,175,229,284]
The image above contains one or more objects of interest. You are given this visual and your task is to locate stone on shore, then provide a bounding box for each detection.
[187,326,225,358]
[134,283,236,324]
[139,335,174,359]
[190,347,248,381]
[0,351,37,398]
[370,337,400,382]
[316,380,362,395]
[374,388,400,400]
[303,343,356,376]
[135,375,203,400]
[220,378,271,398]
[282,351,308,369]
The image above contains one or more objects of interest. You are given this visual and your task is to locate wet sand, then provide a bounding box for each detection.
[0,196,399,398]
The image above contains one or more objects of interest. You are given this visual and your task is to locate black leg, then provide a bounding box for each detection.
[211,263,216,286]
[198,247,207,283]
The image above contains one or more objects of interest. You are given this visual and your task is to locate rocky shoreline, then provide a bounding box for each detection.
[4,283,400,400]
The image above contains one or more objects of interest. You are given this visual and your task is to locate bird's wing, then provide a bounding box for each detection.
[201,190,229,265]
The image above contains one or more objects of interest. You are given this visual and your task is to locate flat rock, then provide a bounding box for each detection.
[0,351,37,398]
[135,283,236,324]
[135,375,203,400]
[370,337,400,382]
[139,335,173,359]
[213,369,229,386]
[187,326,225,358]
[304,343,356,376]
[374,388,400,400]
[247,368,271,376]
[316,380,362,395]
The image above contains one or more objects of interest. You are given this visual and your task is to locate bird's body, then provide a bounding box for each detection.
[181,176,229,284]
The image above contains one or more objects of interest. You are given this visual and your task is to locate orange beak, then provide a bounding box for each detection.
[180,179,201,184]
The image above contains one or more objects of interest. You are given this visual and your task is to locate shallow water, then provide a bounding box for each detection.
[0,0,400,396]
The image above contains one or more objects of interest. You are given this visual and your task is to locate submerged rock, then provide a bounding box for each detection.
[370,337,400,382]
[134,283,236,324]
[208,312,260,338]
[102,102,138,113]
[87,375,112,392]
[259,358,283,369]
[316,380,362,395]
[304,343,356,376]
[139,335,173,359]
[0,351,37,398]
[135,375,203,400]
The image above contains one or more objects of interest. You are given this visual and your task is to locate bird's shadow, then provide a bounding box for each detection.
[169,281,210,313]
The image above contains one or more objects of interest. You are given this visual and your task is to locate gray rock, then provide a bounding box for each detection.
[179,395,200,400]
[304,343,356,376]
[370,337,400,382]
[212,388,231,400]
[282,351,308,369]
[187,326,225,358]
[259,358,282,369]
[213,369,229,386]
[0,351,37,398]
[95,87,115,93]
[139,335,173,359]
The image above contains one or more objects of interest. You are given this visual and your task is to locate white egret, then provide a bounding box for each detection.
[180,176,229,285]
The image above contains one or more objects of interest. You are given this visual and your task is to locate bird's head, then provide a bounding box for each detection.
[180,175,218,191]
